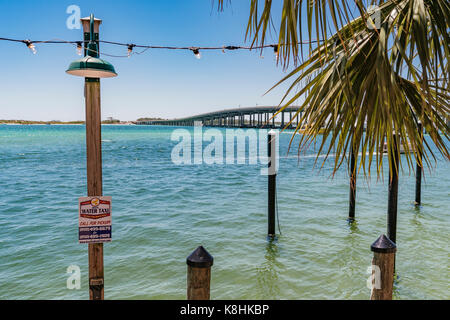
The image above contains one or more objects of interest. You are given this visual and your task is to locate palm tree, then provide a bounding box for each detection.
[218,0,449,179]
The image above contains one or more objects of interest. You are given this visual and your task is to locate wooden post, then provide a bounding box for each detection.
[415,122,423,206]
[82,16,104,301]
[186,246,213,300]
[348,144,357,222]
[268,130,278,237]
[387,133,399,244]
[85,80,104,300]
[370,234,397,300]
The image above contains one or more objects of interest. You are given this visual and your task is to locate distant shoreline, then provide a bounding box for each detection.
[0,120,136,125]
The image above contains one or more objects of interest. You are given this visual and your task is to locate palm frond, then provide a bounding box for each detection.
[218,0,449,177]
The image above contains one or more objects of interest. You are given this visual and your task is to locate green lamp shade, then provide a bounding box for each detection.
[66,56,117,78]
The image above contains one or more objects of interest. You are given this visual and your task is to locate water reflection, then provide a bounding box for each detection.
[256,240,282,298]
[347,218,359,233]
[340,219,364,290]
[411,206,425,228]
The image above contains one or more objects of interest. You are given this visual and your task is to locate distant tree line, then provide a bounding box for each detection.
[136,117,167,121]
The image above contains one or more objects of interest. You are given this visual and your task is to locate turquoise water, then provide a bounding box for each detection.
[0,125,448,300]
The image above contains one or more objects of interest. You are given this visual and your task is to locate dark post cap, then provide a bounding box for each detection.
[371,234,397,253]
[186,246,214,268]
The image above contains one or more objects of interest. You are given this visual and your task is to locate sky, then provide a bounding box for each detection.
[0,0,296,121]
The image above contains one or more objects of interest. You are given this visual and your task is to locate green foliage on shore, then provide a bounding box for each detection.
[136,117,166,121]
[101,119,121,124]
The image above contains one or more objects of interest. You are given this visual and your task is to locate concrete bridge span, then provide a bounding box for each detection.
[136,106,302,129]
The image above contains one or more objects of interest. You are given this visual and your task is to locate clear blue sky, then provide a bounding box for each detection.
[0,0,295,121]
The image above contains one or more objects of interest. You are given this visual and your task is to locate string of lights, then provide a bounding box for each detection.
[0,36,323,59]
[1,36,447,84]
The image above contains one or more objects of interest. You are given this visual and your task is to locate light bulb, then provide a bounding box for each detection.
[29,44,37,54]
[25,40,36,54]
[273,44,279,61]
[127,44,135,58]
[76,42,82,56]
[192,48,201,59]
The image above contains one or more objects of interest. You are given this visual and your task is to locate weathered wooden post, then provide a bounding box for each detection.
[66,14,117,300]
[348,144,357,222]
[83,16,104,301]
[85,79,105,301]
[186,246,214,300]
[387,133,400,244]
[268,130,278,238]
[370,234,397,300]
[415,122,423,206]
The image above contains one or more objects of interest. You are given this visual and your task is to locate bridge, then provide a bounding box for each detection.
[135,106,303,129]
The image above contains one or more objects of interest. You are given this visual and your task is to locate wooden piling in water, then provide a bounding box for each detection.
[387,133,399,244]
[415,122,423,206]
[370,234,397,300]
[85,81,105,301]
[82,16,105,301]
[348,145,357,222]
[186,246,214,300]
[268,130,277,237]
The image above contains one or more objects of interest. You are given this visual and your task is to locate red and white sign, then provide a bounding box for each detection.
[78,196,112,243]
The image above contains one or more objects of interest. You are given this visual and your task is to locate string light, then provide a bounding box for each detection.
[24,40,36,54]
[76,41,82,56]
[127,44,135,58]
[0,36,324,58]
[272,44,279,61]
[191,47,201,59]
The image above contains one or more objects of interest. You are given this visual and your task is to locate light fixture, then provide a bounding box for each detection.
[66,56,117,78]
[191,47,201,59]
[127,44,135,58]
[24,40,36,54]
[66,14,117,78]
[76,41,82,56]
[272,44,279,60]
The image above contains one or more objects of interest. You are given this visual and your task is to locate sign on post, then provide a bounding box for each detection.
[78,196,112,243]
